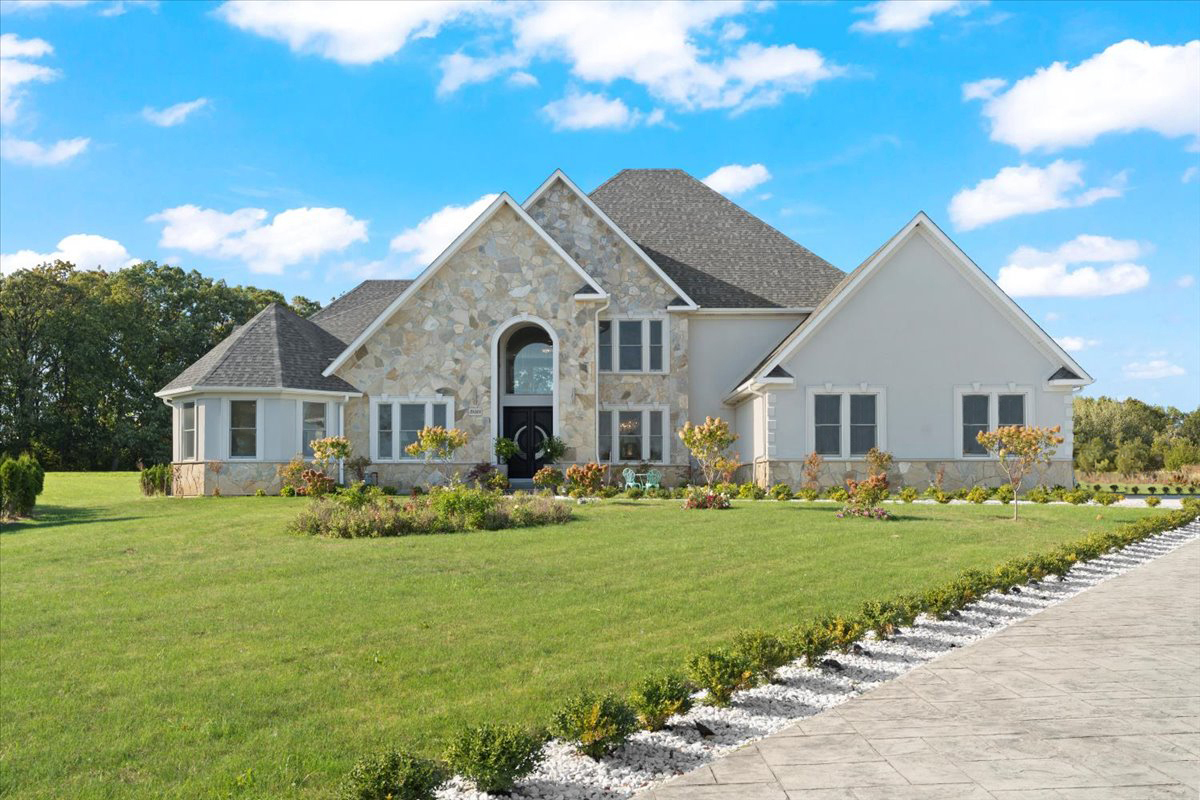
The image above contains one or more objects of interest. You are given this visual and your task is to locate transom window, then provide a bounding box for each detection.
[598,318,666,373]
[598,407,668,463]
[373,398,452,461]
[181,401,196,460]
[302,401,327,457]
[809,389,885,458]
[959,388,1029,457]
[504,326,553,395]
[229,400,257,459]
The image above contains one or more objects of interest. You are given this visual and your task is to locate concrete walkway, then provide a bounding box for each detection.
[638,539,1200,800]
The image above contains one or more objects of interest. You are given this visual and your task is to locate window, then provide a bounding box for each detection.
[999,394,1025,427]
[181,401,196,460]
[808,388,887,458]
[229,400,257,458]
[962,394,989,456]
[598,321,612,372]
[505,327,553,395]
[597,408,669,463]
[850,394,876,456]
[599,318,667,373]
[302,402,326,457]
[373,398,454,460]
[618,320,642,371]
[814,394,841,455]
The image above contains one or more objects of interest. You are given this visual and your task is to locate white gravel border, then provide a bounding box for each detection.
[438,518,1199,800]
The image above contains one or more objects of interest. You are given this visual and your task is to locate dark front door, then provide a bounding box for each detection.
[503,406,552,479]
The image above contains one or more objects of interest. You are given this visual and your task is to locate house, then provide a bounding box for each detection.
[156,168,1091,496]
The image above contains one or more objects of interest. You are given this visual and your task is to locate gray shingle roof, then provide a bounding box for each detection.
[159,303,359,394]
[309,279,412,344]
[590,169,845,308]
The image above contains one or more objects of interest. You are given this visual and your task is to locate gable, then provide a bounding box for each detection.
[524,171,696,311]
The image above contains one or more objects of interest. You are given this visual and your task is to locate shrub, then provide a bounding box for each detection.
[770,483,794,501]
[291,490,571,537]
[790,622,834,668]
[302,469,335,497]
[597,486,620,499]
[1147,486,1157,494]
[280,484,297,497]
[860,599,904,640]
[796,487,819,501]
[826,487,849,502]
[732,630,791,683]
[444,723,545,795]
[686,649,754,706]
[678,417,739,487]
[845,473,889,513]
[823,615,865,653]
[682,486,731,510]
[647,487,672,500]
[1063,489,1091,505]
[737,482,766,500]
[865,447,893,477]
[346,455,372,482]
[1026,486,1052,504]
[338,748,447,800]
[565,463,607,495]
[0,455,42,517]
[532,466,564,492]
[254,488,267,497]
[139,463,171,496]
[277,456,309,494]
[493,436,520,463]
[802,452,824,491]
[310,436,352,473]
[1094,491,1120,506]
[934,490,951,504]
[541,435,568,464]
[714,481,737,496]
[1145,495,1161,507]
[965,486,989,504]
[899,487,919,503]
[550,691,638,759]
[994,484,1015,504]
[625,487,645,500]
[629,672,694,731]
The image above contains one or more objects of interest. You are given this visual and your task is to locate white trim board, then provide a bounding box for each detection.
[523,170,699,310]
[732,212,1093,397]
[322,193,607,377]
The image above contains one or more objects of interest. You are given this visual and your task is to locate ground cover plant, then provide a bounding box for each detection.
[0,473,1177,799]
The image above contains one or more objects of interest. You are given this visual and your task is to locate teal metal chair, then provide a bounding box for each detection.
[622,468,642,489]
[643,469,662,489]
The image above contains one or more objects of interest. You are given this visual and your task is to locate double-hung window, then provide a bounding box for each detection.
[302,401,327,457]
[229,400,257,459]
[957,387,1029,457]
[597,407,669,463]
[373,398,452,461]
[598,318,666,373]
[809,388,885,458]
[181,401,196,460]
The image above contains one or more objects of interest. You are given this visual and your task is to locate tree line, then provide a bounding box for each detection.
[1074,395,1200,475]
[0,261,321,470]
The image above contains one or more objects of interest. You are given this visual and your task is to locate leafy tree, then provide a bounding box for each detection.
[975,425,1064,520]
[678,416,739,488]
[1115,439,1152,477]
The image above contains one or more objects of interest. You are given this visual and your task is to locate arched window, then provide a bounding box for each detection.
[505,326,553,395]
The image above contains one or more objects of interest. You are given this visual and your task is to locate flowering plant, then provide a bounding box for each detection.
[564,462,607,495]
[837,506,893,520]
[682,486,731,510]
[406,426,469,464]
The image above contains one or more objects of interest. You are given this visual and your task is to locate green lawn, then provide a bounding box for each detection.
[0,473,1163,800]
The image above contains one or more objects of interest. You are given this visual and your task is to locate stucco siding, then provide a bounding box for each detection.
[687,314,806,424]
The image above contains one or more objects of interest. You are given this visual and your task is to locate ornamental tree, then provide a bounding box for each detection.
[406,426,470,478]
[310,435,352,474]
[975,425,1064,520]
[678,417,739,488]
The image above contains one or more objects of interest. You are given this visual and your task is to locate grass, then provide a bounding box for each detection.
[0,473,1165,799]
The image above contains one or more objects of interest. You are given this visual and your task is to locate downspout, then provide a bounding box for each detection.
[594,297,611,466]
[338,399,346,484]
[748,385,769,488]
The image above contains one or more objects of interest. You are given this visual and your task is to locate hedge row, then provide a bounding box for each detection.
[338,503,1199,799]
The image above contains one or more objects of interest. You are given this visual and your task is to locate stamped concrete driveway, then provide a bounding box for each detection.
[638,539,1200,800]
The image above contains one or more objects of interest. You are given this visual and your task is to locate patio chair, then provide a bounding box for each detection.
[622,468,642,489]
[644,469,662,489]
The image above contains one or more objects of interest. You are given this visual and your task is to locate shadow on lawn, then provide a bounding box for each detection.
[0,503,137,534]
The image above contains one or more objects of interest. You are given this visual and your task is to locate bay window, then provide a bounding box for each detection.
[598,318,667,373]
[372,398,454,461]
[229,400,257,459]
[597,407,669,463]
[181,401,196,461]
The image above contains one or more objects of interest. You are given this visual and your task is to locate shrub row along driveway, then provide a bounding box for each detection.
[0,474,1168,798]
[639,537,1200,799]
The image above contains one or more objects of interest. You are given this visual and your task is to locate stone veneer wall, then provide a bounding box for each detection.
[335,204,598,466]
[754,458,1075,492]
[170,461,285,496]
[528,178,691,474]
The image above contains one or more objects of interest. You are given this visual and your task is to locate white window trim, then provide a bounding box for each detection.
[599,316,669,375]
[369,395,456,462]
[804,385,887,460]
[296,399,333,458]
[598,405,671,464]
[180,401,198,462]
[224,397,264,461]
[953,384,1034,459]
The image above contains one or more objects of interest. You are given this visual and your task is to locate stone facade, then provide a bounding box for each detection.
[754,458,1075,492]
[171,461,284,496]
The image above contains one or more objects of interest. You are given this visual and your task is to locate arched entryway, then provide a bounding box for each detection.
[491,316,557,479]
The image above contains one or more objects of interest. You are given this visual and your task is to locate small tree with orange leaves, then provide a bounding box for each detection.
[975,425,1064,520]
[678,417,739,488]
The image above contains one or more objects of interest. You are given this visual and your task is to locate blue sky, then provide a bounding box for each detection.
[1,0,1197,408]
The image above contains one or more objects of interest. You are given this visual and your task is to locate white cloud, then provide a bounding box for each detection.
[0,33,57,124]
[997,234,1151,298]
[1183,166,1199,184]
[851,0,973,34]
[1177,274,1196,288]
[216,0,494,66]
[1123,360,1186,380]
[0,0,93,9]
[148,204,368,274]
[389,193,498,270]
[542,90,643,131]
[969,39,1200,152]
[948,159,1124,230]
[702,163,771,195]
[0,136,89,165]
[1044,311,1062,322]
[506,70,538,88]
[962,77,1005,101]
[1054,336,1100,353]
[1,233,135,275]
[142,97,209,127]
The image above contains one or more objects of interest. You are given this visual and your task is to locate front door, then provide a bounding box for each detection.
[503,406,552,479]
